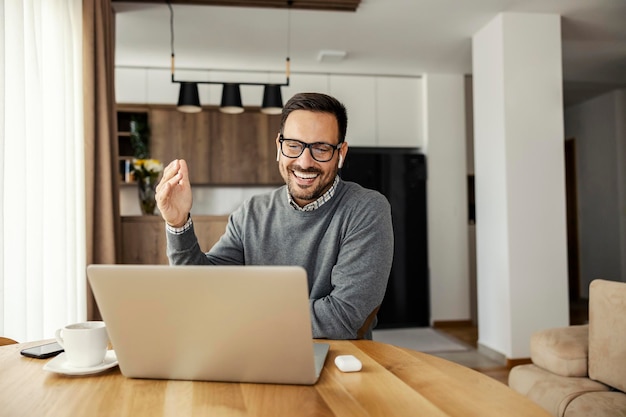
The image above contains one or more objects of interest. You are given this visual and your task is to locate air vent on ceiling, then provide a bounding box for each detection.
[318,50,347,62]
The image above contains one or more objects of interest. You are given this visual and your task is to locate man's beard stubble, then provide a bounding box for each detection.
[283,164,336,205]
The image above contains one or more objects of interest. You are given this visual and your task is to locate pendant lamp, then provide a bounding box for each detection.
[177,82,201,113]
[261,84,284,115]
[220,83,244,114]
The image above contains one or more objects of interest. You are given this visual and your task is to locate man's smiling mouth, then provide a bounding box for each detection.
[293,170,319,180]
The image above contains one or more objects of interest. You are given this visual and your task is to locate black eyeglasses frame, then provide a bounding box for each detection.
[278,135,343,163]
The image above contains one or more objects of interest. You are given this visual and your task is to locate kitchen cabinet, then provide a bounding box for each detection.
[282,73,330,101]
[115,68,425,151]
[116,68,147,104]
[328,75,423,148]
[149,107,212,184]
[376,76,424,148]
[329,75,377,147]
[205,109,283,185]
[118,105,283,185]
[121,215,229,265]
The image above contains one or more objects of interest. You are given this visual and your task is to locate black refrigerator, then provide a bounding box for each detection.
[340,148,429,328]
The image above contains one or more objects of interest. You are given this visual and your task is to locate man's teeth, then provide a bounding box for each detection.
[294,171,318,179]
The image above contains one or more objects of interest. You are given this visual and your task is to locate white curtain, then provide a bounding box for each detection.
[0,0,86,342]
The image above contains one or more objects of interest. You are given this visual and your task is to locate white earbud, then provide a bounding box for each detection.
[276,148,280,162]
[338,155,344,169]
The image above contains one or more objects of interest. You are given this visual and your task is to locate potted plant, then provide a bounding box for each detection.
[129,116,163,215]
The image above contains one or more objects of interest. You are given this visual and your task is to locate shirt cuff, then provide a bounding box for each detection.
[166,214,192,235]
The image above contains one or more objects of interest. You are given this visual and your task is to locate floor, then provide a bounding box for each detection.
[433,299,590,385]
[434,325,510,385]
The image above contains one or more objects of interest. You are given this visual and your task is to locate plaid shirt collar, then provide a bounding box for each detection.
[287,175,340,212]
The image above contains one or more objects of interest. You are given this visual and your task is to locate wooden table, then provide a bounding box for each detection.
[1,339,550,417]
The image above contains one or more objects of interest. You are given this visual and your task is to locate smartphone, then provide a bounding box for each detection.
[20,342,64,359]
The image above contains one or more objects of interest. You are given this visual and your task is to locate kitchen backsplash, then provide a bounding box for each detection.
[121,185,276,217]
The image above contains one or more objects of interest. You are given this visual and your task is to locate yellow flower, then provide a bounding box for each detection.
[132,158,163,180]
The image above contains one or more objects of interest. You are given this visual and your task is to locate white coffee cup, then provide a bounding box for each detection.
[55,321,109,368]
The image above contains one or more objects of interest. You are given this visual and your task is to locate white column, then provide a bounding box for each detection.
[472,13,569,359]
[423,74,470,324]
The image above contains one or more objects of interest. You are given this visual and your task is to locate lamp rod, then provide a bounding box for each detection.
[172,79,290,87]
[171,56,290,87]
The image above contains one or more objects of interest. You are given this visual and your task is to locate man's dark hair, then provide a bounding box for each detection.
[280,92,348,143]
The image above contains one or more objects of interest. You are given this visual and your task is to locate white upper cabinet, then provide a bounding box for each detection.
[329,75,377,147]
[147,68,182,104]
[281,73,329,103]
[115,67,147,104]
[376,76,424,148]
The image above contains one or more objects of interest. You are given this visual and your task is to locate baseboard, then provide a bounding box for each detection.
[477,342,532,368]
[432,320,474,328]
[435,321,533,369]
[506,357,532,369]
[477,342,507,365]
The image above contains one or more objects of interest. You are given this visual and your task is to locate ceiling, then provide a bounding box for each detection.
[113,0,626,107]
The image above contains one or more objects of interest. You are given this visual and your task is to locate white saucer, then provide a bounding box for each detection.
[43,350,118,376]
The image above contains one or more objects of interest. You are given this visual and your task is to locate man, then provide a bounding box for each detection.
[156,92,393,339]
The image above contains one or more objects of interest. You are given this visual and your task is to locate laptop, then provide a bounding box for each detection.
[87,264,330,385]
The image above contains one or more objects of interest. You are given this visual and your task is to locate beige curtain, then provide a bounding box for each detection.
[83,0,121,320]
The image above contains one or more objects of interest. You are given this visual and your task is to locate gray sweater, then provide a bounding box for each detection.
[166,179,394,339]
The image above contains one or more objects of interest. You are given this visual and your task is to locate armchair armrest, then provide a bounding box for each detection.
[530,324,589,377]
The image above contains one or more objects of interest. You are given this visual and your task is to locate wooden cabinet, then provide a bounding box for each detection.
[207,110,283,184]
[121,215,229,265]
[149,108,212,184]
[126,105,283,185]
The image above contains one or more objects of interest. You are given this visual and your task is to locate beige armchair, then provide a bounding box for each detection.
[509,279,626,417]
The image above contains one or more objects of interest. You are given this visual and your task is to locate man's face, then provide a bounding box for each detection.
[276,110,348,207]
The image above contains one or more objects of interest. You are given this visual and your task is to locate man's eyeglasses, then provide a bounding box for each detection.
[279,135,343,163]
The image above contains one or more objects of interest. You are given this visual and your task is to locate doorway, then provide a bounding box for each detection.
[565,138,581,302]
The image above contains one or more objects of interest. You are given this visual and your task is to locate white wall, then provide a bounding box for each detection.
[423,74,470,324]
[564,89,626,296]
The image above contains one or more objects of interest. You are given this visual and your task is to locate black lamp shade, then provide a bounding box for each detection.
[261,85,283,115]
[220,83,244,114]
[177,82,201,113]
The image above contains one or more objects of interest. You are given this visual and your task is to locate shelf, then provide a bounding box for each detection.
[116,109,149,183]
